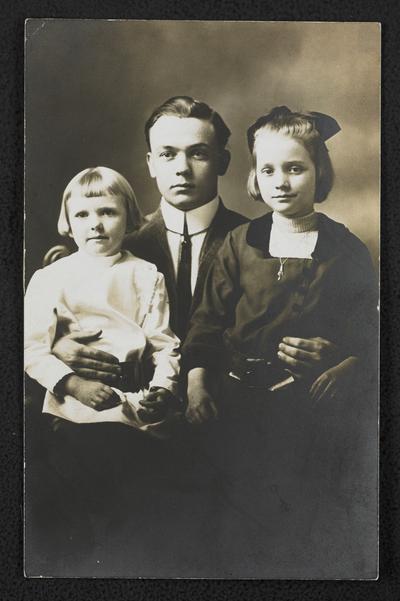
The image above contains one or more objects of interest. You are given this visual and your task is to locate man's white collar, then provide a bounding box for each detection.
[160,196,220,235]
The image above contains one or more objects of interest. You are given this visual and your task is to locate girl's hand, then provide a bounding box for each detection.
[59,374,121,411]
[186,368,218,425]
[138,387,179,424]
[277,336,341,378]
[309,357,360,405]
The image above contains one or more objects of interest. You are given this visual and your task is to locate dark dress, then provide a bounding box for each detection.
[182,211,378,578]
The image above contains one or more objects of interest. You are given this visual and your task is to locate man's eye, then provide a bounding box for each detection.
[192,150,208,159]
[160,151,174,159]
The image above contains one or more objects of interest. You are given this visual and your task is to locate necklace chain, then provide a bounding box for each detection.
[277,257,289,281]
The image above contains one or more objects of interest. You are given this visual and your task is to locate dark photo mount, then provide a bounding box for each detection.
[2,1,400,600]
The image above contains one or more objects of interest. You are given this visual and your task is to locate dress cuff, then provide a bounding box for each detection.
[46,365,75,394]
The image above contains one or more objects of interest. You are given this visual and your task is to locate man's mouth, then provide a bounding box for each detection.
[171,183,195,189]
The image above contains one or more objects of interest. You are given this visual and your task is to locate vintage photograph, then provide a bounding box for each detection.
[24,20,380,578]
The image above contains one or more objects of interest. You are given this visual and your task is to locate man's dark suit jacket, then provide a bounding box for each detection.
[124,201,248,337]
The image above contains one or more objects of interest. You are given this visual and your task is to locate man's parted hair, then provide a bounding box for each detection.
[144,96,231,151]
[57,166,144,237]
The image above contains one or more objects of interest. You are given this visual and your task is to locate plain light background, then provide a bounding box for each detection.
[25,20,380,280]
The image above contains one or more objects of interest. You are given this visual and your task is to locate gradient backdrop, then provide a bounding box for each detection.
[25,20,380,280]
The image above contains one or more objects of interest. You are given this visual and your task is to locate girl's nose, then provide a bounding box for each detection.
[90,219,104,232]
[275,172,290,189]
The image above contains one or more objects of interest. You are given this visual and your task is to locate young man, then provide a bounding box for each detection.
[126,96,247,341]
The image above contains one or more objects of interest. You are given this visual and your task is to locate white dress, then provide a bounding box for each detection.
[24,250,180,431]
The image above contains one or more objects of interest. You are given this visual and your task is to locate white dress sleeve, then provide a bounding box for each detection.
[142,272,181,396]
[24,268,74,392]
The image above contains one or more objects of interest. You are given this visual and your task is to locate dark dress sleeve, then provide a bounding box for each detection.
[340,236,378,387]
[182,231,241,372]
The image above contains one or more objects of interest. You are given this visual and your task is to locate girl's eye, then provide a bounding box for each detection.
[75,211,88,218]
[289,165,304,174]
[100,208,116,216]
[261,167,273,175]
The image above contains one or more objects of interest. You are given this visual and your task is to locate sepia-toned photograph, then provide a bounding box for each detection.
[24,19,380,579]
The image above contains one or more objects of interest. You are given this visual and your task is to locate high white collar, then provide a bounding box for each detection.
[160,196,219,235]
[75,250,122,268]
[272,211,318,233]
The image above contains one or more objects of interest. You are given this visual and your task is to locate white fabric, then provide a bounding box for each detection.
[24,250,180,429]
[160,196,219,293]
[269,211,319,258]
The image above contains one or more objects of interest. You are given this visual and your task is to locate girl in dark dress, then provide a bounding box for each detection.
[182,107,378,577]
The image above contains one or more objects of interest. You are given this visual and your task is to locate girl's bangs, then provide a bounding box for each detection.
[77,171,118,198]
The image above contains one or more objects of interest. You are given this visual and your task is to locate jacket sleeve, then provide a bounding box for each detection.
[24,269,74,392]
[340,238,378,386]
[142,272,181,396]
[182,231,241,371]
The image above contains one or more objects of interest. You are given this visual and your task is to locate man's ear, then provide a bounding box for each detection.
[146,152,156,178]
[218,149,231,176]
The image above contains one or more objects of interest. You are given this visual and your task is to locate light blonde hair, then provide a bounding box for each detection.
[57,166,144,237]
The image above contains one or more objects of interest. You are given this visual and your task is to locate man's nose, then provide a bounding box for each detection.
[175,153,191,175]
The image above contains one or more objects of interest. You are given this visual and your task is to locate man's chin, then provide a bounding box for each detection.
[164,194,212,211]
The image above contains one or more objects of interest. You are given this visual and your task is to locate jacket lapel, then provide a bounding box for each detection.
[191,203,230,312]
[145,209,178,315]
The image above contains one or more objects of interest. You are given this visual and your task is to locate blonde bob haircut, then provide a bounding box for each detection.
[57,166,144,237]
[247,106,339,204]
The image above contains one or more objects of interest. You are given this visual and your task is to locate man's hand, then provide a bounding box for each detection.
[137,387,180,424]
[277,336,341,379]
[52,330,121,385]
[60,374,121,411]
[185,367,218,425]
[309,357,360,405]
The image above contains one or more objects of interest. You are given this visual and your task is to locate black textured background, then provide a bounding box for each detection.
[2,0,399,599]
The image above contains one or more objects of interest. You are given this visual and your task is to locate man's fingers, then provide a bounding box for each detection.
[313,379,336,406]
[75,346,120,365]
[282,337,320,351]
[71,358,121,375]
[73,368,120,384]
[277,350,309,370]
[278,343,315,362]
[198,398,217,422]
[310,372,330,397]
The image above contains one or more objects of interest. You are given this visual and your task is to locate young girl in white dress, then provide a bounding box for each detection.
[25,166,181,434]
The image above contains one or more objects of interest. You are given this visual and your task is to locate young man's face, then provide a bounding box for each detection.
[147,115,228,211]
